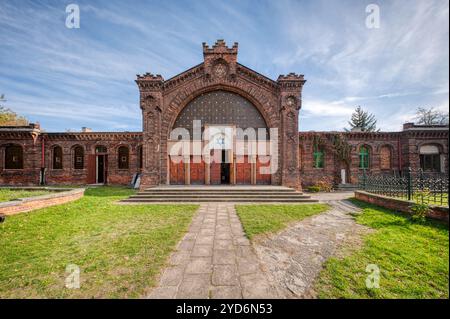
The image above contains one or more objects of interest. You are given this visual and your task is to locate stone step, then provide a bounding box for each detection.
[336,184,359,190]
[123,185,316,203]
[122,197,318,203]
[129,194,312,199]
[136,191,303,196]
[142,188,297,193]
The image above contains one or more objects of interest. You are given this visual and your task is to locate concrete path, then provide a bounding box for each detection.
[253,199,369,298]
[148,203,277,299]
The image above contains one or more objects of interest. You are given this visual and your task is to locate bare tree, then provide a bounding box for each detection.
[413,107,449,125]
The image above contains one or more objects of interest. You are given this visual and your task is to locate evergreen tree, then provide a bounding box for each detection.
[346,106,379,132]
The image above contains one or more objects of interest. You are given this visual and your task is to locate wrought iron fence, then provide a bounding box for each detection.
[358,168,449,207]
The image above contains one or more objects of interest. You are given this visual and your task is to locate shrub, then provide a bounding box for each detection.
[307,186,321,193]
[316,178,333,192]
[410,202,430,223]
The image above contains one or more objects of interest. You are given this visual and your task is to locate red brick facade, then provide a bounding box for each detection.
[0,40,448,189]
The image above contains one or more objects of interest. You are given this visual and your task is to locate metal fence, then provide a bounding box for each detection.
[358,168,449,207]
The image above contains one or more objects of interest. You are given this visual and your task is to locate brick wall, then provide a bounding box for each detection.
[0,188,85,216]
[355,190,449,223]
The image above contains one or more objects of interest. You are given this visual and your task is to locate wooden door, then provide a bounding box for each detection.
[236,155,251,184]
[170,156,185,185]
[210,150,221,185]
[190,156,205,184]
[87,154,96,184]
[256,156,271,185]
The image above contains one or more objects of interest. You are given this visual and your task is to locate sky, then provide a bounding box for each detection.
[0,0,448,132]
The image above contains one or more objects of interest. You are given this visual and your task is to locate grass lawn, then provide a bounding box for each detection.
[0,186,198,298]
[0,189,53,202]
[315,199,449,299]
[235,204,330,239]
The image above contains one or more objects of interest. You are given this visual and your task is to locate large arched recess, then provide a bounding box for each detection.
[159,79,281,185]
[172,89,268,135]
[160,79,281,184]
[164,84,276,136]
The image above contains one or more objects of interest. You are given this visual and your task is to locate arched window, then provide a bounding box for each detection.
[73,146,84,169]
[380,145,392,170]
[52,146,63,169]
[5,145,23,169]
[95,146,107,154]
[313,145,324,168]
[359,146,370,169]
[419,145,441,172]
[118,146,129,169]
[137,146,143,169]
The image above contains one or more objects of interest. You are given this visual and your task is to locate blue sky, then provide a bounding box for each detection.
[0,0,448,132]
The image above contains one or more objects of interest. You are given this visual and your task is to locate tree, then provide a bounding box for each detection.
[0,95,29,126]
[346,106,379,132]
[413,107,449,125]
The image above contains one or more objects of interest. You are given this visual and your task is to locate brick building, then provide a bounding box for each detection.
[1,40,448,189]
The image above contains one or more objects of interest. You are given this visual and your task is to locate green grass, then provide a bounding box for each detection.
[315,199,449,299]
[0,189,53,202]
[235,204,330,239]
[0,186,198,298]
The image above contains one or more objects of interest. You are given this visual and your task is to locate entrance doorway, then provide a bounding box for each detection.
[87,146,108,184]
[220,150,230,184]
[96,155,107,184]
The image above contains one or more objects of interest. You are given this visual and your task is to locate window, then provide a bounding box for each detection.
[95,146,107,153]
[5,145,23,169]
[52,146,63,169]
[73,146,84,169]
[313,145,324,168]
[420,145,441,172]
[380,146,392,170]
[118,146,129,169]
[359,146,370,169]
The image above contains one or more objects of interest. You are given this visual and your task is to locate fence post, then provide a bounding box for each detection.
[406,167,412,201]
[362,169,367,190]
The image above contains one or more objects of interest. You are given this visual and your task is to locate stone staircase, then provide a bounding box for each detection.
[122,185,318,203]
[336,183,359,191]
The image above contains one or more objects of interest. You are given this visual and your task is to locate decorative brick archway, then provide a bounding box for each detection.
[136,40,306,190]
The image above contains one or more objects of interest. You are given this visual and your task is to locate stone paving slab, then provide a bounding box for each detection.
[252,200,370,298]
[148,203,277,299]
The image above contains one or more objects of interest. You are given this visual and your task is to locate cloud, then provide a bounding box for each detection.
[0,0,448,132]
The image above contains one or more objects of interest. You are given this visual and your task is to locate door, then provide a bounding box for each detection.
[87,154,96,184]
[210,150,221,185]
[256,156,271,185]
[190,156,205,184]
[220,150,230,184]
[170,156,185,185]
[97,155,105,184]
[236,155,251,184]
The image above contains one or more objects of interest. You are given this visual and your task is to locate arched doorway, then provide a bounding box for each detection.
[168,90,271,185]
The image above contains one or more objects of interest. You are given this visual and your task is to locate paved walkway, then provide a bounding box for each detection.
[148,192,365,299]
[253,199,369,298]
[148,203,277,299]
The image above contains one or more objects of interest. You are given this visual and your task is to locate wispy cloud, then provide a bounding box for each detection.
[0,0,448,132]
